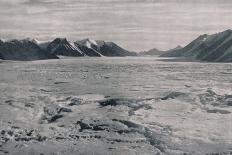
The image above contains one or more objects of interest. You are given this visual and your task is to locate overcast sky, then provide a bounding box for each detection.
[0,0,232,51]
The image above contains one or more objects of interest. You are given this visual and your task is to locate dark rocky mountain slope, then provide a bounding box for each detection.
[46,38,84,56]
[97,41,137,57]
[160,29,232,62]
[74,39,102,57]
[0,39,58,61]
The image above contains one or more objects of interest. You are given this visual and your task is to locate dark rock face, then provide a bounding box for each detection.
[39,104,72,123]
[0,39,58,61]
[98,98,152,116]
[47,38,84,56]
[98,42,137,57]
[74,39,102,57]
[0,53,3,60]
[160,92,186,100]
[160,29,232,62]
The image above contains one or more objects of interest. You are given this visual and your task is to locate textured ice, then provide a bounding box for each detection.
[0,57,231,155]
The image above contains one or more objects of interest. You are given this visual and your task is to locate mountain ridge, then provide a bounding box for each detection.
[2,30,232,61]
[160,29,232,62]
[0,37,137,60]
[46,38,137,57]
[0,39,58,61]
[46,38,84,57]
[139,45,182,56]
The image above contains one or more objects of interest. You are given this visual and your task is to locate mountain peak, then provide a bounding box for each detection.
[176,45,182,49]
[220,29,232,35]
[25,38,41,44]
[52,38,68,44]
[170,45,182,51]
[196,34,208,42]
[78,38,98,46]
[148,48,160,52]
[139,47,162,56]
[224,29,232,32]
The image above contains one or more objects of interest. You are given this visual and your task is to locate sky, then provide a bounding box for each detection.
[0,0,232,52]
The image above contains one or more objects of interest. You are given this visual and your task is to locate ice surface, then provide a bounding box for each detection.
[0,57,231,155]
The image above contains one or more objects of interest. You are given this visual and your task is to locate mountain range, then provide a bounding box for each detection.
[0,39,58,61]
[1,29,232,62]
[0,38,136,61]
[160,29,232,62]
[139,45,182,56]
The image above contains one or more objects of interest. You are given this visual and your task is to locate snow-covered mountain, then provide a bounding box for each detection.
[0,39,58,61]
[46,38,84,56]
[160,29,232,62]
[74,39,103,57]
[95,41,137,57]
[44,38,136,57]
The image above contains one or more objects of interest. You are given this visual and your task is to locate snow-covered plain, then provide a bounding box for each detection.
[0,57,231,155]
